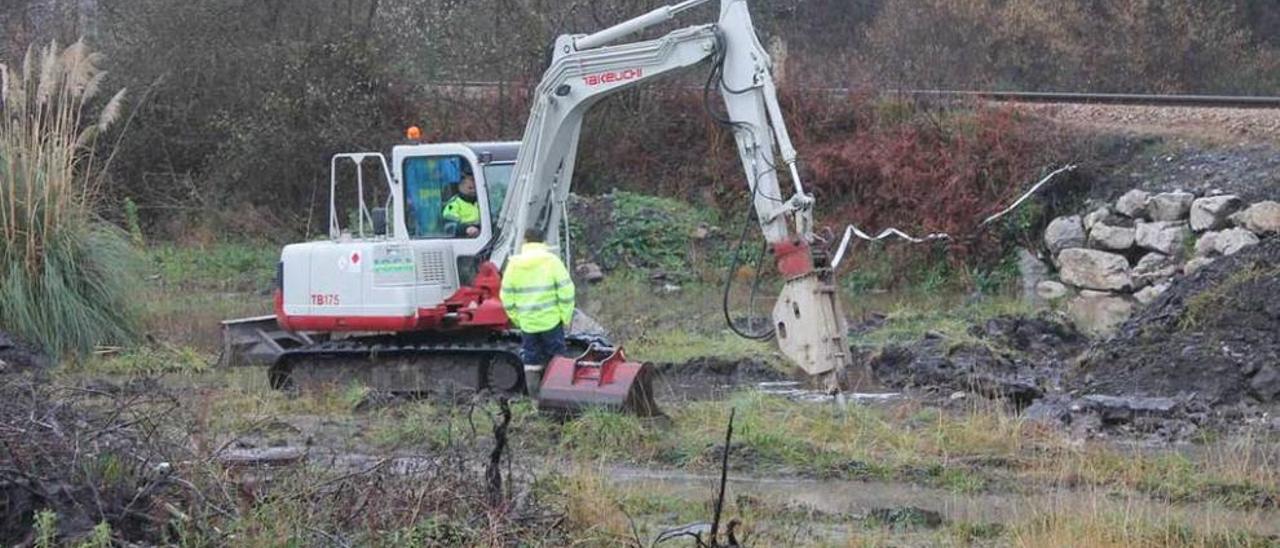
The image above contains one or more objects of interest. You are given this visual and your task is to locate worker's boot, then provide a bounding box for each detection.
[523,364,545,399]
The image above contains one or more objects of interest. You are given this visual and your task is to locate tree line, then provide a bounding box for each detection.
[2,0,1277,239]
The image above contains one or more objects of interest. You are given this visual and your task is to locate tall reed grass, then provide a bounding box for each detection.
[0,40,138,358]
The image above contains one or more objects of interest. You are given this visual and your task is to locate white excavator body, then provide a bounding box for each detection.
[225,0,878,413]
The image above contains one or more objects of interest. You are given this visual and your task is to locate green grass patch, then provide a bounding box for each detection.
[366,400,454,450]
[365,397,553,453]
[626,329,776,365]
[147,241,278,292]
[561,409,660,461]
[1009,509,1278,547]
[650,391,1029,480]
[850,294,1033,349]
[73,344,211,376]
[135,242,276,350]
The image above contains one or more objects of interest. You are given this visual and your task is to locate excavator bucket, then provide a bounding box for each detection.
[536,344,661,416]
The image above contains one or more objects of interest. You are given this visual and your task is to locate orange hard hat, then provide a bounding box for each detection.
[406,126,422,140]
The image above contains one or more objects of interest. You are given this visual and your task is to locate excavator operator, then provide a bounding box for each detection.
[442,172,481,237]
[500,228,576,395]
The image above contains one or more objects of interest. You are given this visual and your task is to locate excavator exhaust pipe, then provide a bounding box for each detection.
[535,344,661,416]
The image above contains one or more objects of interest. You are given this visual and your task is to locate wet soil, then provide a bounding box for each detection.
[859,314,1088,408]
[650,356,791,402]
[841,277,1280,442]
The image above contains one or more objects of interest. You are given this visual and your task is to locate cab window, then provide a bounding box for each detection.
[482,162,513,225]
[402,155,483,239]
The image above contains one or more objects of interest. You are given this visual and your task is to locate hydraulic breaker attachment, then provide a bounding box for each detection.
[536,344,661,416]
[771,242,883,393]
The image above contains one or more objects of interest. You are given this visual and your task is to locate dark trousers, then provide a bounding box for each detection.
[520,324,567,365]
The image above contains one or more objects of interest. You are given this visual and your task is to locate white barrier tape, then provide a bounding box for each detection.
[829,164,1077,270]
[830,226,949,271]
[978,164,1077,227]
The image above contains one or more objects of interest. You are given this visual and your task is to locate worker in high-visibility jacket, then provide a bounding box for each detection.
[442,173,482,237]
[500,228,575,396]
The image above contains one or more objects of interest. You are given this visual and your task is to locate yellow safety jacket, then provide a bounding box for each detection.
[442,196,481,225]
[500,243,575,334]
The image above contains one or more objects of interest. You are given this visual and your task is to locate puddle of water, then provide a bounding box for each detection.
[608,467,1280,536]
[755,381,901,403]
[656,377,902,405]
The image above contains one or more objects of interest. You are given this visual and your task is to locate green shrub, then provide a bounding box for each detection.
[33,509,57,548]
[570,191,717,278]
[0,40,139,358]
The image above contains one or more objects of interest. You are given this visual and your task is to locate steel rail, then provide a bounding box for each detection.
[893,89,1280,109]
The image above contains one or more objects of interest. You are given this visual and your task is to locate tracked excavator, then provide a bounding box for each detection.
[221,0,877,415]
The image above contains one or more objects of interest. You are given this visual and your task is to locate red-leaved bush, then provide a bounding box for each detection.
[786,90,1072,264]
[413,84,1076,287]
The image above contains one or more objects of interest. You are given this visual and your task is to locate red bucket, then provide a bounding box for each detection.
[536,344,660,416]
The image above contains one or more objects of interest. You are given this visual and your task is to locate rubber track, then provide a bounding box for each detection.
[268,332,607,392]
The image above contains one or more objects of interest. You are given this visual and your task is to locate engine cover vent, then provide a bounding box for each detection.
[417,250,449,285]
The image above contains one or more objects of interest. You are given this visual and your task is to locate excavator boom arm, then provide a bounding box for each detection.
[493,0,868,387]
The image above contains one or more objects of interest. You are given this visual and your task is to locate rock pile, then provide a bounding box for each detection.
[1039,191,1279,335]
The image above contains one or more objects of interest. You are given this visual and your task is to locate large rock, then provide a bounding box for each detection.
[1084,206,1129,230]
[1230,201,1280,234]
[1044,215,1086,254]
[1057,248,1132,291]
[1183,257,1214,275]
[1134,281,1171,306]
[1215,228,1261,256]
[1088,223,1135,251]
[1035,280,1070,301]
[1194,231,1218,257]
[575,262,605,283]
[1190,195,1243,232]
[1196,228,1261,257]
[1147,191,1195,222]
[1135,221,1190,256]
[1115,189,1151,219]
[1083,207,1109,231]
[1067,293,1134,337]
[1251,365,1280,402]
[1018,248,1050,304]
[1132,252,1178,288]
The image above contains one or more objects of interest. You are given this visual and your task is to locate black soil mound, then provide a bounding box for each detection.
[1076,237,1280,405]
[864,314,1087,407]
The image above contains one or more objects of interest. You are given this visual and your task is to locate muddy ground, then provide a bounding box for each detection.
[859,314,1088,408]
[837,238,1280,444]
[5,140,1280,545]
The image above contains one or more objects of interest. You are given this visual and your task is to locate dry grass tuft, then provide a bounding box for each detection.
[0,39,137,358]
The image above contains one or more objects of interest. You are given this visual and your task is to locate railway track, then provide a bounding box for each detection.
[896,90,1280,110]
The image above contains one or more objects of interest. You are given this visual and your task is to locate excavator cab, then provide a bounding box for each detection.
[272,142,517,333]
